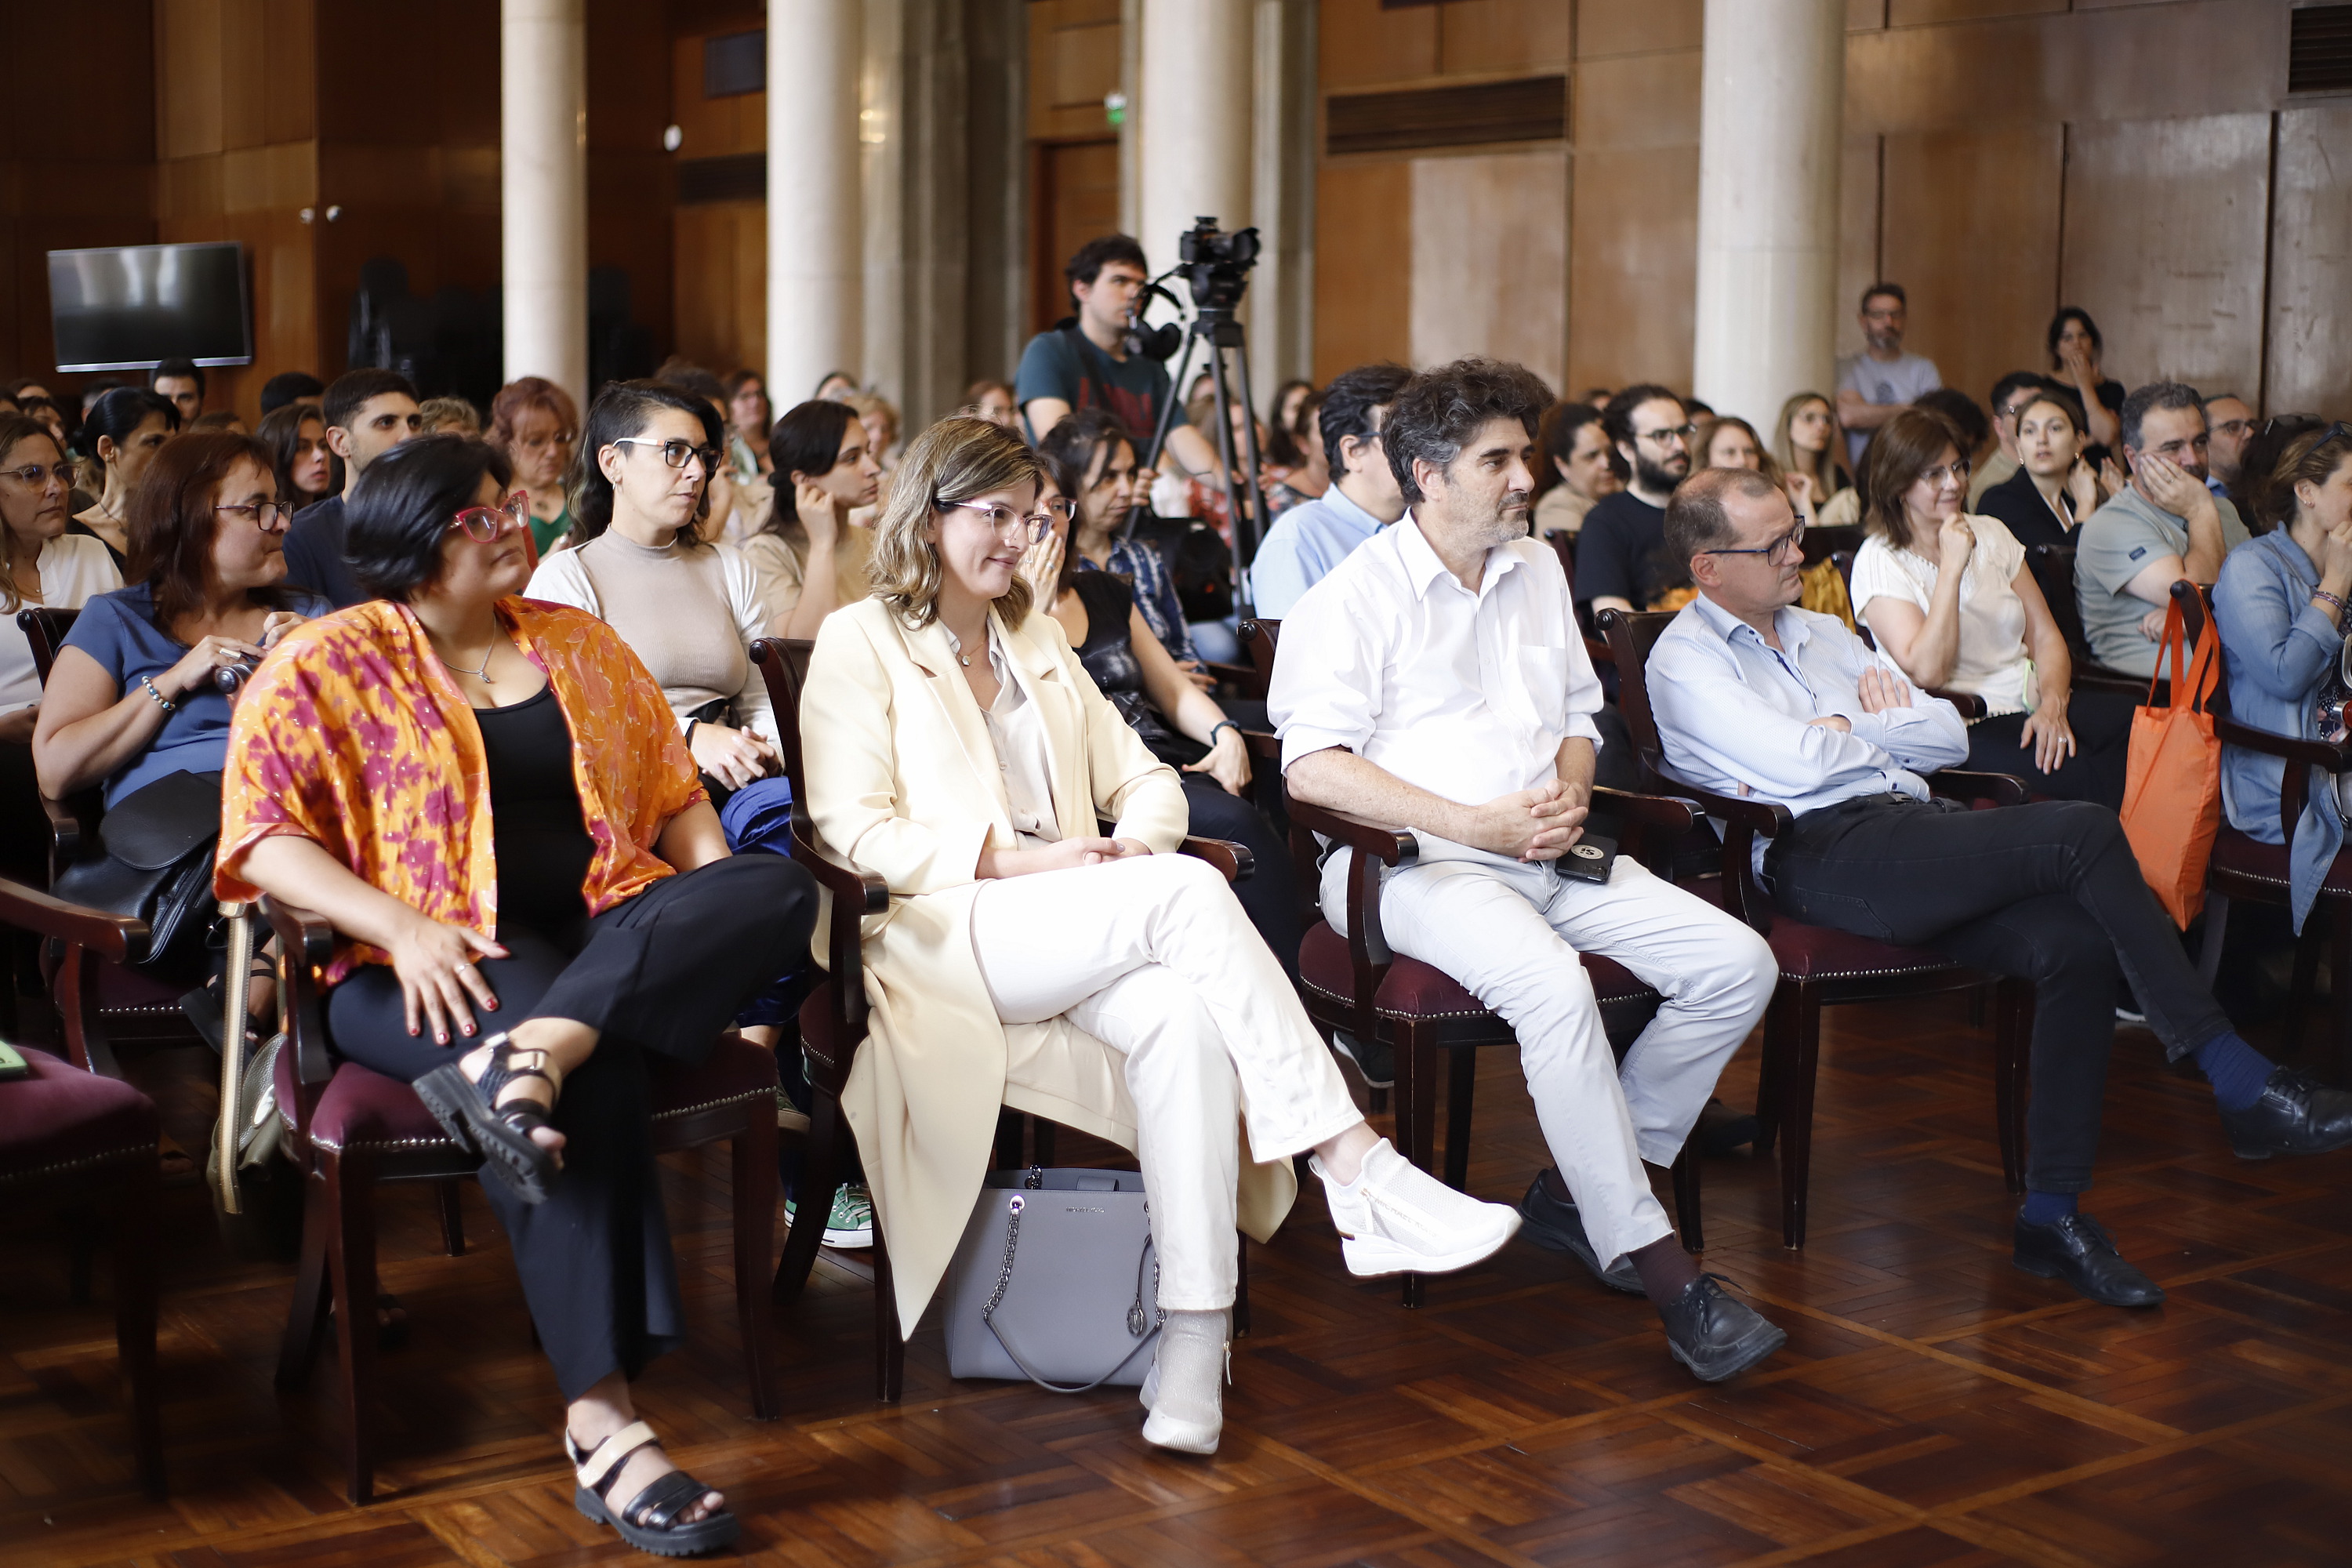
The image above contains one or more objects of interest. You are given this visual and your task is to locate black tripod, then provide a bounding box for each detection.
[1131,303,1272,619]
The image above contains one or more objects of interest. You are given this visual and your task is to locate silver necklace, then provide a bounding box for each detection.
[438,644,495,683]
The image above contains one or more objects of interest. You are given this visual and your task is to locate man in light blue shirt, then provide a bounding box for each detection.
[1647,466,2352,1311]
[1249,362,1411,617]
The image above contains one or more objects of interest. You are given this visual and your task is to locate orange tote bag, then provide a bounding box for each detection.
[2118,591,2223,927]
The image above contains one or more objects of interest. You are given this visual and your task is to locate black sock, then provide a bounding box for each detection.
[1628,1234,1701,1310]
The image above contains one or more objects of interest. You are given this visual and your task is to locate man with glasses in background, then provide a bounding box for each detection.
[2202,392,2258,498]
[1651,465,2352,1310]
[2075,382,2250,678]
[1576,384,1695,622]
[281,368,423,608]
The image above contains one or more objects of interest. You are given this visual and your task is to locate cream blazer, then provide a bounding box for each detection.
[801,596,1300,1332]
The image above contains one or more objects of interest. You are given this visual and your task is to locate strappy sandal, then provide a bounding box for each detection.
[415,1033,564,1205]
[566,1421,739,1557]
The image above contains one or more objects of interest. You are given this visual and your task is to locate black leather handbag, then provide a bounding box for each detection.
[50,768,225,982]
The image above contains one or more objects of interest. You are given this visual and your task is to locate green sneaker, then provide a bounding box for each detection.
[786,1183,874,1249]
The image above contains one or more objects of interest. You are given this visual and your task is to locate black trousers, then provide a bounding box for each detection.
[1764,796,2230,1194]
[1182,774,1301,978]
[325,855,817,1400]
[1964,688,2134,811]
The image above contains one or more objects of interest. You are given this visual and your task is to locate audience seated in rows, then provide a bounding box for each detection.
[149,358,205,426]
[742,397,884,643]
[1969,370,2049,507]
[1773,390,1849,510]
[220,433,817,1556]
[2076,382,2251,679]
[281,369,424,608]
[1835,284,1940,469]
[1849,407,2130,807]
[1044,408,1212,684]
[2205,391,2258,498]
[488,377,580,557]
[2213,423,2352,928]
[798,415,1519,1457]
[73,388,180,572]
[258,370,325,416]
[1577,383,1693,619]
[1976,385,2103,553]
[256,401,336,520]
[1648,466,2352,1308]
[0,414,121,745]
[2049,307,2127,456]
[1247,362,1412,619]
[1533,399,1617,542]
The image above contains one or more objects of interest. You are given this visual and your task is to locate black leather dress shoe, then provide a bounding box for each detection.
[1517,1171,1643,1294]
[2219,1068,2352,1159]
[1697,1096,1760,1156]
[1660,1275,1786,1383]
[2012,1211,2165,1307]
[1333,1032,1394,1091]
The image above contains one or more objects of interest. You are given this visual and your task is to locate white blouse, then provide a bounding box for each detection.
[1849,516,2034,717]
[1,534,123,713]
[948,621,1061,848]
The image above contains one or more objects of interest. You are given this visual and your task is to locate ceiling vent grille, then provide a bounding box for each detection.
[1326,75,1567,158]
[2290,5,2352,93]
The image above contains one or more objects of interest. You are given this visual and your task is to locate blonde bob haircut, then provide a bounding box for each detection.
[869,415,1045,628]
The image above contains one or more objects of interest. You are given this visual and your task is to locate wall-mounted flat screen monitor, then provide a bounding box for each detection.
[46,241,253,372]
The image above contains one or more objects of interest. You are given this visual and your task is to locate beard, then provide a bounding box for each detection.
[1633,451,1690,495]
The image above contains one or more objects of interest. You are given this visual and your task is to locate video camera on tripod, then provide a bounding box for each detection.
[1124,217,1273,619]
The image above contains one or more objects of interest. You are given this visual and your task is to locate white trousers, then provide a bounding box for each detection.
[1322,848,1776,1269]
[970,852,1362,1310]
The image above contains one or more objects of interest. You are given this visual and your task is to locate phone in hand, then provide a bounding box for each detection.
[1553,834,1618,884]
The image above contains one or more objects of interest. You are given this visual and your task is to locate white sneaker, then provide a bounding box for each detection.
[1312,1138,1520,1277]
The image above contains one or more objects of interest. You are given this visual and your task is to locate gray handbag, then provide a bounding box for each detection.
[942,1166,1162,1392]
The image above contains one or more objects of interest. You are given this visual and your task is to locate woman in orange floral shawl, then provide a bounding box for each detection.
[220,435,814,1556]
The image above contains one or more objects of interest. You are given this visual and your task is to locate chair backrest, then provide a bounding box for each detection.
[2169,578,2228,714]
[16,607,78,687]
[747,637,818,809]
[1236,617,1279,699]
[1546,530,1576,597]
[1829,550,1870,649]
[2026,543,2098,668]
[1595,608,1682,781]
[1802,523,1863,568]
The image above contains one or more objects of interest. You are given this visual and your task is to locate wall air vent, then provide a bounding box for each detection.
[2290,4,2352,93]
[677,154,766,205]
[1326,75,1567,158]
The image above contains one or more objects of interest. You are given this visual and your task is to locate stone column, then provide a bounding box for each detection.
[768,0,864,405]
[1692,0,1843,425]
[501,0,588,408]
[1136,0,1252,280]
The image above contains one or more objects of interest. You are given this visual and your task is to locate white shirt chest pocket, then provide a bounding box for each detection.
[1515,644,1573,730]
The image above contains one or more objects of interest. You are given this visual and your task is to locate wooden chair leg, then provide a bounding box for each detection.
[1777,985,1824,1250]
[1232,1233,1250,1338]
[775,1089,847,1304]
[873,1226,902,1403]
[1442,1047,1476,1192]
[111,1160,164,1501]
[1031,1120,1057,1167]
[732,1106,781,1420]
[1994,978,2032,1194]
[1669,1147,1702,1254]
[322,1149,380,1505]
[993,1108,1025,1171]
[1397,1027,1441,1309]
[1753,987,1791,1159]
[2333,906,2352,1089]
[2291,918,2325,1065]
[1367,1085,1389,1116]
[274,1176,332,1391]
[434,1179,466,1258]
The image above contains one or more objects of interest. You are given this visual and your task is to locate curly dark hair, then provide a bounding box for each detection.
[1381,358,1552,506]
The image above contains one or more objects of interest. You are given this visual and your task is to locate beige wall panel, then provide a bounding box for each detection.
[1438,0,1571,75]
[1319,0,1438,90]
[672,33,766,160]
[1846,0,2287,136]
[2264,103,2352,418]
[1566,143,1697,394]
[1879,124,2060,409]
[1833,135,1880,365]
[263,0,315,145]
[1886,0,2063,24]
[1573,48,1700,150]
[1029,0,1123,141]
[1312,158,1413,381]
[219,0,270,152]
[158,0,227,160]
[2060,114,2268,395]
[1847,0,1886,27]
[1409,147,1566,389]
[1577,0,1701,59]
[674,201,766,376]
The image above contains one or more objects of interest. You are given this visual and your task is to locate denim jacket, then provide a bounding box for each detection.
[2212,528,2346,931]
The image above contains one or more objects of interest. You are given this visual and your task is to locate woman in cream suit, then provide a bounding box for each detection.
[800,418,1519,1454]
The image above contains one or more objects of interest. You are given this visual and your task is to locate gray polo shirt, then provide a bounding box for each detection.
[2075,484,2250,677]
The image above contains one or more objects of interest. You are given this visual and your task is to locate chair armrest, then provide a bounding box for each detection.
[258,897,337,1089]
[2071,666,2150,698]
[1585,636,1614,667]
[0,875,142,960]
[1285,796,1420,868]
[41,793,85,873]
[1927,688,1987,720]
[1176,835,1253,884]
[1206,660,1261,697]
[1589,786,1700,874]
[1639,764,1789,935]
[2212,715,2352,831]
[1929,768,2029,807]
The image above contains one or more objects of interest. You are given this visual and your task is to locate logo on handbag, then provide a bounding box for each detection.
[1065,1206,1105,1214]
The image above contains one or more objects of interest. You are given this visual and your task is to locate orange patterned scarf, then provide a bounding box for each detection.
[217,597,704,984]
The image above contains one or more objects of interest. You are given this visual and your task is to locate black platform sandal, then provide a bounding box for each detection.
[415,1033,563,1205]
[566,1421,739,1558]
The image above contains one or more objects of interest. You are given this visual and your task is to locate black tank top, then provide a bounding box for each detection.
[1067,572,1205,768]
[474,684,596,933]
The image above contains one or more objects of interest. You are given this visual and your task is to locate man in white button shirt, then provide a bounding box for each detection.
[1272,358,1786,1385]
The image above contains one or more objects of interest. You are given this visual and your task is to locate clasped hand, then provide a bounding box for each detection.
[978,837,1154,878]
[1472,778,1588,863]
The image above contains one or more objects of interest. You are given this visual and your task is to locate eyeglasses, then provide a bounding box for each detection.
[942,498,1054,543]
[1699,520,1806,565]
[612,437,719,471]
[215,499,297,531]
[1919,459,1972,487]
[449,492,530,543]
[1043,496,1078,522]
[1637,423,1697,448]
[0,461,73,488]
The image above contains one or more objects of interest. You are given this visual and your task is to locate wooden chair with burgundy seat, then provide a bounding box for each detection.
[2172,581,2352,1081]
[1599,608,2035,1250]
[1239,616,1704,1307]
[2022,544,2159,699]
[750,637,1257,1402]
[256,894,786,1504]
[0,915,165,1500]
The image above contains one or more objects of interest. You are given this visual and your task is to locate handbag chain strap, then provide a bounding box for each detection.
[982,1164,1164,1341]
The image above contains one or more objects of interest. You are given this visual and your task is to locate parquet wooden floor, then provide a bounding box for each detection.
[8,995,2352,1567]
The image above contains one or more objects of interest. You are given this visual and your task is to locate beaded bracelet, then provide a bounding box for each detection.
[140,676,177,713]
[2317,590,2348,618]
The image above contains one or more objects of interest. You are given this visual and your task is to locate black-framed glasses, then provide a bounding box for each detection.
[1699,520,1806,565]
[612,436,720,471]
[0,461,73,487]
[449,492,530,543]
[942,498,1053,543]
[1637,423,1697,448]
[215,499,297,531]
